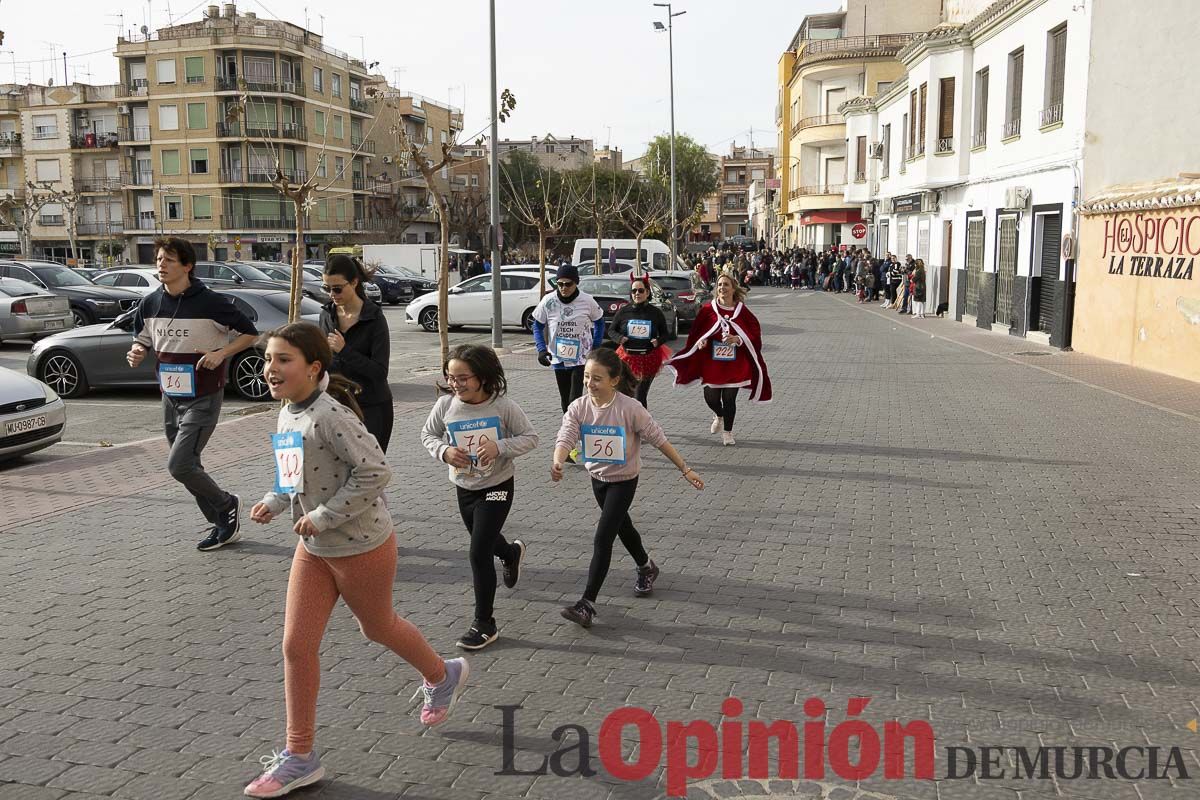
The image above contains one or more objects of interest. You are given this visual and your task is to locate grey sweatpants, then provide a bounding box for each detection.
[163,392,233,524]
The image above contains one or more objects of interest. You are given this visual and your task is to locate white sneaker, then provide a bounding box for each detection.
[722,431,735,446]
[710,416,721,434]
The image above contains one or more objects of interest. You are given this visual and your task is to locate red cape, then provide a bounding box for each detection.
[667,300,772,403]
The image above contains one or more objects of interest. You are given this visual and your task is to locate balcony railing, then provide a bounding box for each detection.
[278,124,307,141]
[798,113,845,130]
[352,175,376,191]
[854,171,867,182]
[70,132,120,149]
[350,97,370,113]
[76,177,122,192]
[1040,102,1063,127]
[1003,118,1022,139]
[32,128,59,140]
[117,126,152,142]
[795,184,846,196]
[137,213,156,230]
[350,137,375,153]
[38,215,65,226]
[125,79,149,97]
[972,130,987,149]
[77,221,125,235]
[121,171,155,186]
[0,132,22,152]
[216,75,239,91]
[794,33,921,74]
[936,137,954,154]
[221,214,297,230]
[186,74,205,85]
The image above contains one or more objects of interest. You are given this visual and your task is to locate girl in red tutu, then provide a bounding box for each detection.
[607,275,672,408]
[667,272,772,445]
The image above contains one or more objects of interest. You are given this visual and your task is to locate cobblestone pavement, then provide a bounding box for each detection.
[1,288,1198,800]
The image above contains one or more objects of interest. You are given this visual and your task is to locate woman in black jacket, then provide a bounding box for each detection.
[606,275,670,408]
[318,255,394,451]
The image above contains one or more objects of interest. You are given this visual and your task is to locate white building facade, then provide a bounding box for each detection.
[843,0,1091,346]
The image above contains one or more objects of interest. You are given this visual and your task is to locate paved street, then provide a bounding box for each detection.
[1,288,1198,800]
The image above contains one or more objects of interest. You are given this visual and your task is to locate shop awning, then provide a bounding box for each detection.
[800,209,862,225]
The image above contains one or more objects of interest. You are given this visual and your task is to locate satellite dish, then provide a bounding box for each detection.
[140,25,149,35]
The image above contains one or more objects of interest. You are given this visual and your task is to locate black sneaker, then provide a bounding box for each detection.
[456,620,498,651]
[197,495,241,551]
[560,599,596,628]
[502,540,525,589]
[634,560,660,597]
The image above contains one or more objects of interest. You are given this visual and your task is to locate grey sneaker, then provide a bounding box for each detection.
[560,598,596,628]
[634,560,660,597]
[411,657,469,726]
[244,748,324,798]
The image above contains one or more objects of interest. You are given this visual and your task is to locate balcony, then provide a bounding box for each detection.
[136,213,156,230]
[117,126,152,142]
[76,177,122,193]
[1040,102,1063,128]
[798,113,844,130]
[854,171,867,183]
[38,215,65,227]
[77,221,125,236]
[350,97,370,114]
[32,128,59,141]
[351,137,375,154]
[936,137,954,154]
[123,79,149,97]
[972,130,987,149]
[278,124,307,141]
[221,214,297,230]
[352,175,376,192]
[793,33,921,75]
[793,184,846,197]
[121,171,154,187]
[1003,118,1021,139]
[70,132,120,150]
[0,132,22,155]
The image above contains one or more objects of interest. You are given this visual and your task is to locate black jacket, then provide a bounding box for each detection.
[608,301,667,355]
[318,299,392,405]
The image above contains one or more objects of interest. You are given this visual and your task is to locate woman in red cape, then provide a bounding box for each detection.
[667,273,771,446]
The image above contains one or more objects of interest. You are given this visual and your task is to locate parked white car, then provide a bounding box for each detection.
[404,269,552,332]
[0,278,73,343]
[0,365,66,461]
[91,268,161,295]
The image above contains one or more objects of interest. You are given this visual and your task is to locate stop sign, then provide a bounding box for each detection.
[851,223,867,239]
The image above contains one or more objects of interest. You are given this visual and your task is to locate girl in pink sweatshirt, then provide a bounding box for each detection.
[551,347,704,627]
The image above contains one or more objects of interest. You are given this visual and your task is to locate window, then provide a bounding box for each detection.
[336,198,346,221]
[156,59,176,84]
[316,155,326,178]
[161,149,180,175]
[918,82,927,153]
[441,130,448,144]
[908,90,917,152]
[312,67,323,92]
[330,73,342,98]
[752,168,764,181]
[159,104,179,131]
[244,56,276,83]
[855,136,867,181]
[193,194,212,220]
[246,101,277,130]
[427,127,434,143]
[165,195,183,220]
[1005,48,1024,138]
[881,124,891,178]
[1043,24,1067,126]
[185,56,204,84]
[32,114,57,139]
[973,68,989,148]
[335,156,345,179]
[35,159,61,182]
[313,110,325,136]
[190,147,209,174]
[470,174,479,187]
[333,115,344,139]
[937,78,955,151]
[901,113,909,168]
[187,102,207,130]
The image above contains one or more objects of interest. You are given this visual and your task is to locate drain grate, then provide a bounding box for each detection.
[1013,351,1053,357]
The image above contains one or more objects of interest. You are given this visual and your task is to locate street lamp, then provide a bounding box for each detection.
[653,3,685,271]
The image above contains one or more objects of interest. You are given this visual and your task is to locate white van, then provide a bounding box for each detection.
[572,238,688,271]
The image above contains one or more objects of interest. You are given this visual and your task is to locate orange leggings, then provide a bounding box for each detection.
[282,532,445,753]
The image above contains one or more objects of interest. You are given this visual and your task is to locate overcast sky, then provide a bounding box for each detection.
[2,0,832,157]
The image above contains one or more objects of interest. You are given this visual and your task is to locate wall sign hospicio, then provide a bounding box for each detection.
[1101,210,1200,281]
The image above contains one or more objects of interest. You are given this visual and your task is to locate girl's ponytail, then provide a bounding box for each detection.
[326,373,365,421]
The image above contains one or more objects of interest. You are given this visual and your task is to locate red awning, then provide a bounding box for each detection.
[800,209,862,225]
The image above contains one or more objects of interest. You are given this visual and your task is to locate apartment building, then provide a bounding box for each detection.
[843,0,1090,347]
[0,88,25,256]
[774,0,941,249]
[594,146,623,170]
[113,2,377,262]
[499,134,594,171]
[719,144,774,239]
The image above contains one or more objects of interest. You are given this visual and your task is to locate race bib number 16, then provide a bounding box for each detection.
[272,432,304,494]
[159,363,196,397]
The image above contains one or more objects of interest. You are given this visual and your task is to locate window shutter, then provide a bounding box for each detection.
[939,78,955,140]
[918,83,927,147]
[977,69,989,133]
[1011,51,1024,122]
[909,91,917,148]
[1050,27,1066,105]
[856,136,866,176]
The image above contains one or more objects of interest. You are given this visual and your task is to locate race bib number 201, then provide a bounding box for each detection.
[272,432,304,494]
[581,424,627,465]
[159,363,196,397]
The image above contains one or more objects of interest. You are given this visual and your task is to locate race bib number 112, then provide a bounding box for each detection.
[272,432,305,494]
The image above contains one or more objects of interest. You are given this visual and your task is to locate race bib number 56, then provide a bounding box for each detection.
[581,424,627,465]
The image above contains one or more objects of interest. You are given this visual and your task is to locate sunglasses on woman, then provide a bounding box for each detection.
[321,284,348,294]
[631,287,648,295]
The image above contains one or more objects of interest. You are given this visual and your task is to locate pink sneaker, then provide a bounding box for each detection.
[411,657,469,726]
[243,749,323,798]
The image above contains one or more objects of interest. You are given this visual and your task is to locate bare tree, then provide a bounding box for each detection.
[573,164,636,275]
[500,152,578,297]
[617,177,670,276]
[0,182,62,259]
[447,185,488,253]
[56,190,81,265]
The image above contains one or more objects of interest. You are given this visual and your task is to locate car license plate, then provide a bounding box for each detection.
[5,415,47,436]
[43,320,64,330]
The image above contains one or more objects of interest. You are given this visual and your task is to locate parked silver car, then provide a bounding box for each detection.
[0,278,73,343]
[0,366,66,461]
[27,289,322,400]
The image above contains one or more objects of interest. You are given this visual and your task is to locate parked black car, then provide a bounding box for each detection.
[579,276,678,341]
[647,270,710,326]
[0,260,141,327]
[371,265,436,305]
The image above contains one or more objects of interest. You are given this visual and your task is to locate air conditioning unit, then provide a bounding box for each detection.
[382,155,393,164]
[868,143,883,159]
[879,197,893,215]
[860,202,874,220]
[1004,186,1031,209]
[921,191,940,213]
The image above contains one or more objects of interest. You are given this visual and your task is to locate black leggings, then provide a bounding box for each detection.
[359,401,394,454]
[584,477,648,603]
[634,374,655,409]
[456,477,517,624]
[554,366,585,413]
[703,387,739,432]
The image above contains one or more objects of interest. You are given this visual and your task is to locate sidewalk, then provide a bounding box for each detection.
[0,288,1197,800]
